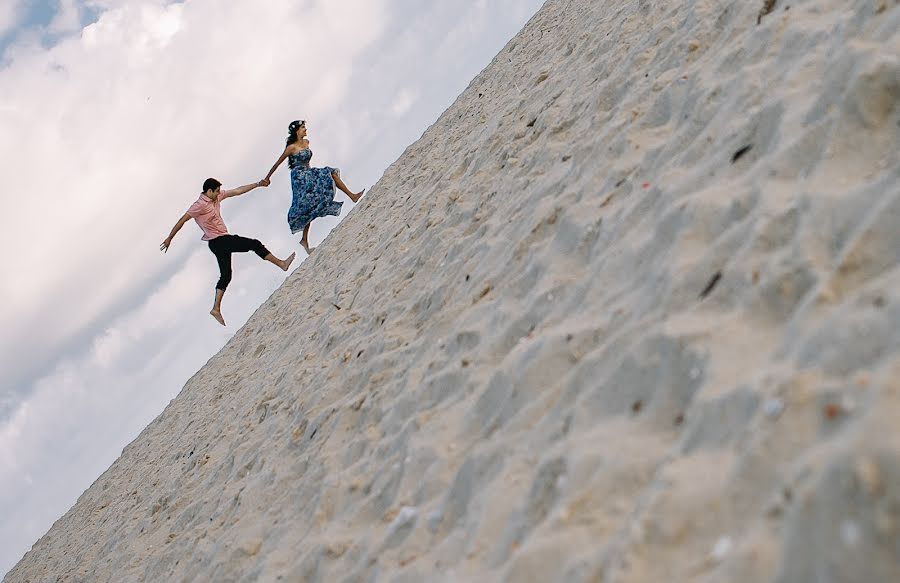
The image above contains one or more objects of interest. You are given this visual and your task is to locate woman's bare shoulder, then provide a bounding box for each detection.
[286,142,307,155]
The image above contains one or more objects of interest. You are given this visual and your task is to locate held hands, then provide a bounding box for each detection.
[256,178,271,187]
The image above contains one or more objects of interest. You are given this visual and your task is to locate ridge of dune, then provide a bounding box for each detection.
[7,0,900,581]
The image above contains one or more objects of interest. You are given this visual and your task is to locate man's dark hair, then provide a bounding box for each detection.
[202,178,222,193]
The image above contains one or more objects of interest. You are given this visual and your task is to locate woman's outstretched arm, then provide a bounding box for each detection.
[264,147,290,182]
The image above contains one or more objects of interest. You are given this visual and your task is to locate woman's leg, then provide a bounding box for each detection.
[331,171,364,203]
[300,223,314,254]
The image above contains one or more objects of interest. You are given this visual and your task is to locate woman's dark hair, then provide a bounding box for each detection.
[202,178,222,193]
[286,120,306,146]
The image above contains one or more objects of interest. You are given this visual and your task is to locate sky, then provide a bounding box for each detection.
[0,0,545,575]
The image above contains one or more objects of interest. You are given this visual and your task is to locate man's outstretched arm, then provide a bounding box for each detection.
[160,213,192,252]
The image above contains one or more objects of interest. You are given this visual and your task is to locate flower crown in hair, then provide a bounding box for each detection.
[289,120,306,133]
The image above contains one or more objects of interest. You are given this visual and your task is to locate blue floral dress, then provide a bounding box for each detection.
[287,148,343,233]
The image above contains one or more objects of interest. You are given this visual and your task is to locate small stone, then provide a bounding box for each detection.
[710,536,732,561]
[687,39,701,51]
[840,395,856,413]
[241,539,263,556]
[823,403,843,419]
[763,398,785,419]
[875,509,895,535]
[383,508,400,522]
[397,506,418,522]
[840,521,861,547]
[855,457,882,496]
[326,542,348,558]
[766,499,784,518]
[427,509,444,533]
[817,286,837,304]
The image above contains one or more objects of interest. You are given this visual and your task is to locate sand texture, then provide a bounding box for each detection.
[7,0,900,581]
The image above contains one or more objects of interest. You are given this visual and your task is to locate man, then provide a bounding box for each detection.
[161,177,295,326]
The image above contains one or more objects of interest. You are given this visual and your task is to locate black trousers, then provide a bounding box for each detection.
[208,234,271,291]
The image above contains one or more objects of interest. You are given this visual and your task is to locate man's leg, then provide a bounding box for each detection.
[264,251,296,271]
[232,234,296,271]
[210,289,226,326]
[210,239,233,326]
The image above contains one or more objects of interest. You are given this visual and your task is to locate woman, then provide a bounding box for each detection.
[263,120,364,254]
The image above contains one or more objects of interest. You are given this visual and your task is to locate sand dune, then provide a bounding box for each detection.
[7,0,900,581]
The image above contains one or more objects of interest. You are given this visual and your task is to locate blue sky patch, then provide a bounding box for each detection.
[1,1,103,58]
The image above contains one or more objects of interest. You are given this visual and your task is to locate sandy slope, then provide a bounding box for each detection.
[7,0,900,581]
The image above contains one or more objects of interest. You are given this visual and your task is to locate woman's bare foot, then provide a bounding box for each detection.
[210,309,226,326]
[280,252,296,271]
[300,241,316,255]
[350,189,365,203]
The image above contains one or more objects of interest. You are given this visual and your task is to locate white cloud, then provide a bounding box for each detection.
[49,0,84,35]
[0,1,25,38]
[391,87,419,117]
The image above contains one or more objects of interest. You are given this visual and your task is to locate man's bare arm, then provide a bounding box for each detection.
[221,180,267,199]
[160,213,192,252]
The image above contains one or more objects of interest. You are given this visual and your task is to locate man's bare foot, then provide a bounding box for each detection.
[210,309,226,326]
[350,189,365,203]
[281,252,296,271]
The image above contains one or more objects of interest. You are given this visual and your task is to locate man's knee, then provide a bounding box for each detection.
[251,239,270,259]
[217,272,232,291]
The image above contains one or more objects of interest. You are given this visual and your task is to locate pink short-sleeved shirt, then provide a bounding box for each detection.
[186,192,232,241]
